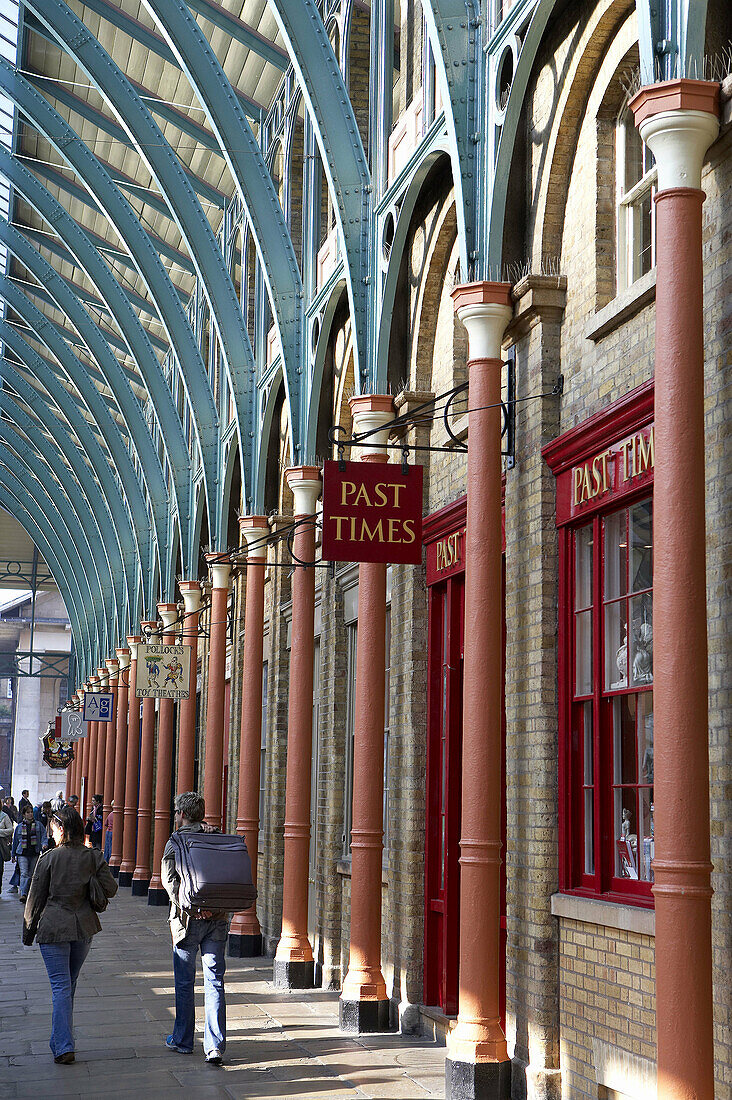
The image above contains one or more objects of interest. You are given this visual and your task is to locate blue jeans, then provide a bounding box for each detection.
[104,831,112,861]
[171,920,227,1055]
[17,853,38,896]
[39,939,92,1056]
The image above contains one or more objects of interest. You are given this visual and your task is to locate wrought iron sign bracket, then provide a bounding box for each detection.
[327,360,563,471]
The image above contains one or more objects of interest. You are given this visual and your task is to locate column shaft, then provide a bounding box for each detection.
[119,639,141,886]
[149,607,178,905]
[87,721,99,801]
[274,517,316,987]
[651,186,714,1100]
[203,562,232,829]
[177,582,201,793]
[229,530,267,957]
[110,650,130,874]
[103,668,118,821]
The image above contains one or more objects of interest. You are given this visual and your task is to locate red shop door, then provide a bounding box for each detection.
[424,568,507,1021]
[424,574,464,1014]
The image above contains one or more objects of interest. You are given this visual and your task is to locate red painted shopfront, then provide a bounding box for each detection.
[544,382,655,906]
[422,498,506,1017]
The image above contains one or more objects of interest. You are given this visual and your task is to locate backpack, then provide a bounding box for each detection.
[168,831,256,913]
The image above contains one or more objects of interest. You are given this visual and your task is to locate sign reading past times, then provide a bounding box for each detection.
[321,460,423,564]
[558,424,654,521]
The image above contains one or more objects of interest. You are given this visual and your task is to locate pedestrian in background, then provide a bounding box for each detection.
[23,805,117,1064]
[51,790,65,813]
[18,790,32,816]
[0,803,13,891]
[11,806,47,900]
[3,796,19,823]
[103,803,114,862]
[84,795,104,849]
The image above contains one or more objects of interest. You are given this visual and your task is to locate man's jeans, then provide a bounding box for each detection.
[171,919,227,1055]
[17,853,38,896]
[39,939,92,1055]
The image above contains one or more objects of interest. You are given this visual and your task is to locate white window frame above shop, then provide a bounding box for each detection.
[616,109,657,292]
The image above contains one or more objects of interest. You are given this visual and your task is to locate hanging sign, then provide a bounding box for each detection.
[321,459,423,565]
[136,644,191,700]
[82,691,114,722]
[60,708,85,741]
[42,731,74,770]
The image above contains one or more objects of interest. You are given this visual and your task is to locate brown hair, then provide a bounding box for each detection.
[51,805,85,846]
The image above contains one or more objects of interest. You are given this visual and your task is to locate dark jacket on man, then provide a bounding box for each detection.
[23,845,117,944]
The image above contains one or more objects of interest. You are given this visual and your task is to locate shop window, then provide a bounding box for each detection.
[570,497,653,901]
[616,109,656,291]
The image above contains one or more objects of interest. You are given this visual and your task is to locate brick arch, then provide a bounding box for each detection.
[531,0,634,268]
[411,199,459,394]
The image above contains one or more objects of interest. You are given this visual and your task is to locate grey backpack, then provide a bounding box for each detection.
[169,831,256,913]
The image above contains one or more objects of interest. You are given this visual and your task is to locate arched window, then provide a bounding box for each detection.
[616,107,657,291]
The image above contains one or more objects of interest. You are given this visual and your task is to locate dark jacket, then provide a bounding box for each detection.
[23,844,117,944]
[161,823,229,945]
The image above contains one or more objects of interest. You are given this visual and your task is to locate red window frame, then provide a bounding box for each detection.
[544,382,654,907]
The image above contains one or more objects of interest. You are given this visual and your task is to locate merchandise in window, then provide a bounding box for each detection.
[570,497,653,902]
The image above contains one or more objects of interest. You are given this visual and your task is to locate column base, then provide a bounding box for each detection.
[131,877,149,897]
[147,886,169,907]
[117,870,133,887]
[228,932,263,958]
[109,864,120,879]
[273,959,315,990]
[339,997,391,1035]
[445,1058,511,1100]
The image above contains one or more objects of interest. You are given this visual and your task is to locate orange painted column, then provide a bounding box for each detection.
[132,621,160,896]
[203,557,232,829]
[274,467,321,990]
[103,658,119,821]
[79,685,91,815]
[177,581,201,794]
[94,667,109,799]
[339,396,393,1033]
[228,515,269,958]
[148,603,179,906]
[119,636,141,887]
[109,647,130,876]
[629,80,719,1100]
[445,282,513,1099]
[86,676,101,805]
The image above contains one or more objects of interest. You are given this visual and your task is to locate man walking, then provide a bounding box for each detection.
[11,806,47,900]
[161,792,229,1065]
[18,790,32,816]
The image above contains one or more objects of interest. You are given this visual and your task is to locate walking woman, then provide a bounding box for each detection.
[22,805,117,1063]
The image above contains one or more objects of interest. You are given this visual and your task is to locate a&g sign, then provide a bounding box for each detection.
[321,460,423,565]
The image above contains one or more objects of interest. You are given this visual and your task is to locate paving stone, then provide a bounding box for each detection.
[0,883,445,1098]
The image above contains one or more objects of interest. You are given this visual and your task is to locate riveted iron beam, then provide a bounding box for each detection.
[185,0,288,71]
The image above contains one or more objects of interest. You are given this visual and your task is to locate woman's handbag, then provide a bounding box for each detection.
[0,837,10,862]
[88,871,109,913]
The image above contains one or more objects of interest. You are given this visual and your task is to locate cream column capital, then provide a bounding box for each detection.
[157,602,178,632]
[630,79,720,190]
[105,658,119,679]
[285,466,321,516]
[452,281,513,362]
[349,394,394,457]
[126,635,142,660]
[115,648,131,673]
[179,580,202,615]
[97,668,109,688]
[239,515,270,560]
[205,554,232,591]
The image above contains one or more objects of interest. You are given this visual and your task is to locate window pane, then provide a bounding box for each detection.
[584,789,594,875]
[583,702,593,785]
[604,510,627,601]
[630,500,652,592]
[582,702,594,876]
[605,600,628,690]
[638,787,655,882]
[615,785,639,879]
[613,695,637,785]
[637,693,654,784]
[574,524,593,610]
[575,609,593,696]
[623,117,643,191]
[630,594,653,685]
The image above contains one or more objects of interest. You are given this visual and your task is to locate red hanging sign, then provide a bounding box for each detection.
[321,459,423,564]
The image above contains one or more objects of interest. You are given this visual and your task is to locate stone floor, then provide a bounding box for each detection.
[0,876,446,1099]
